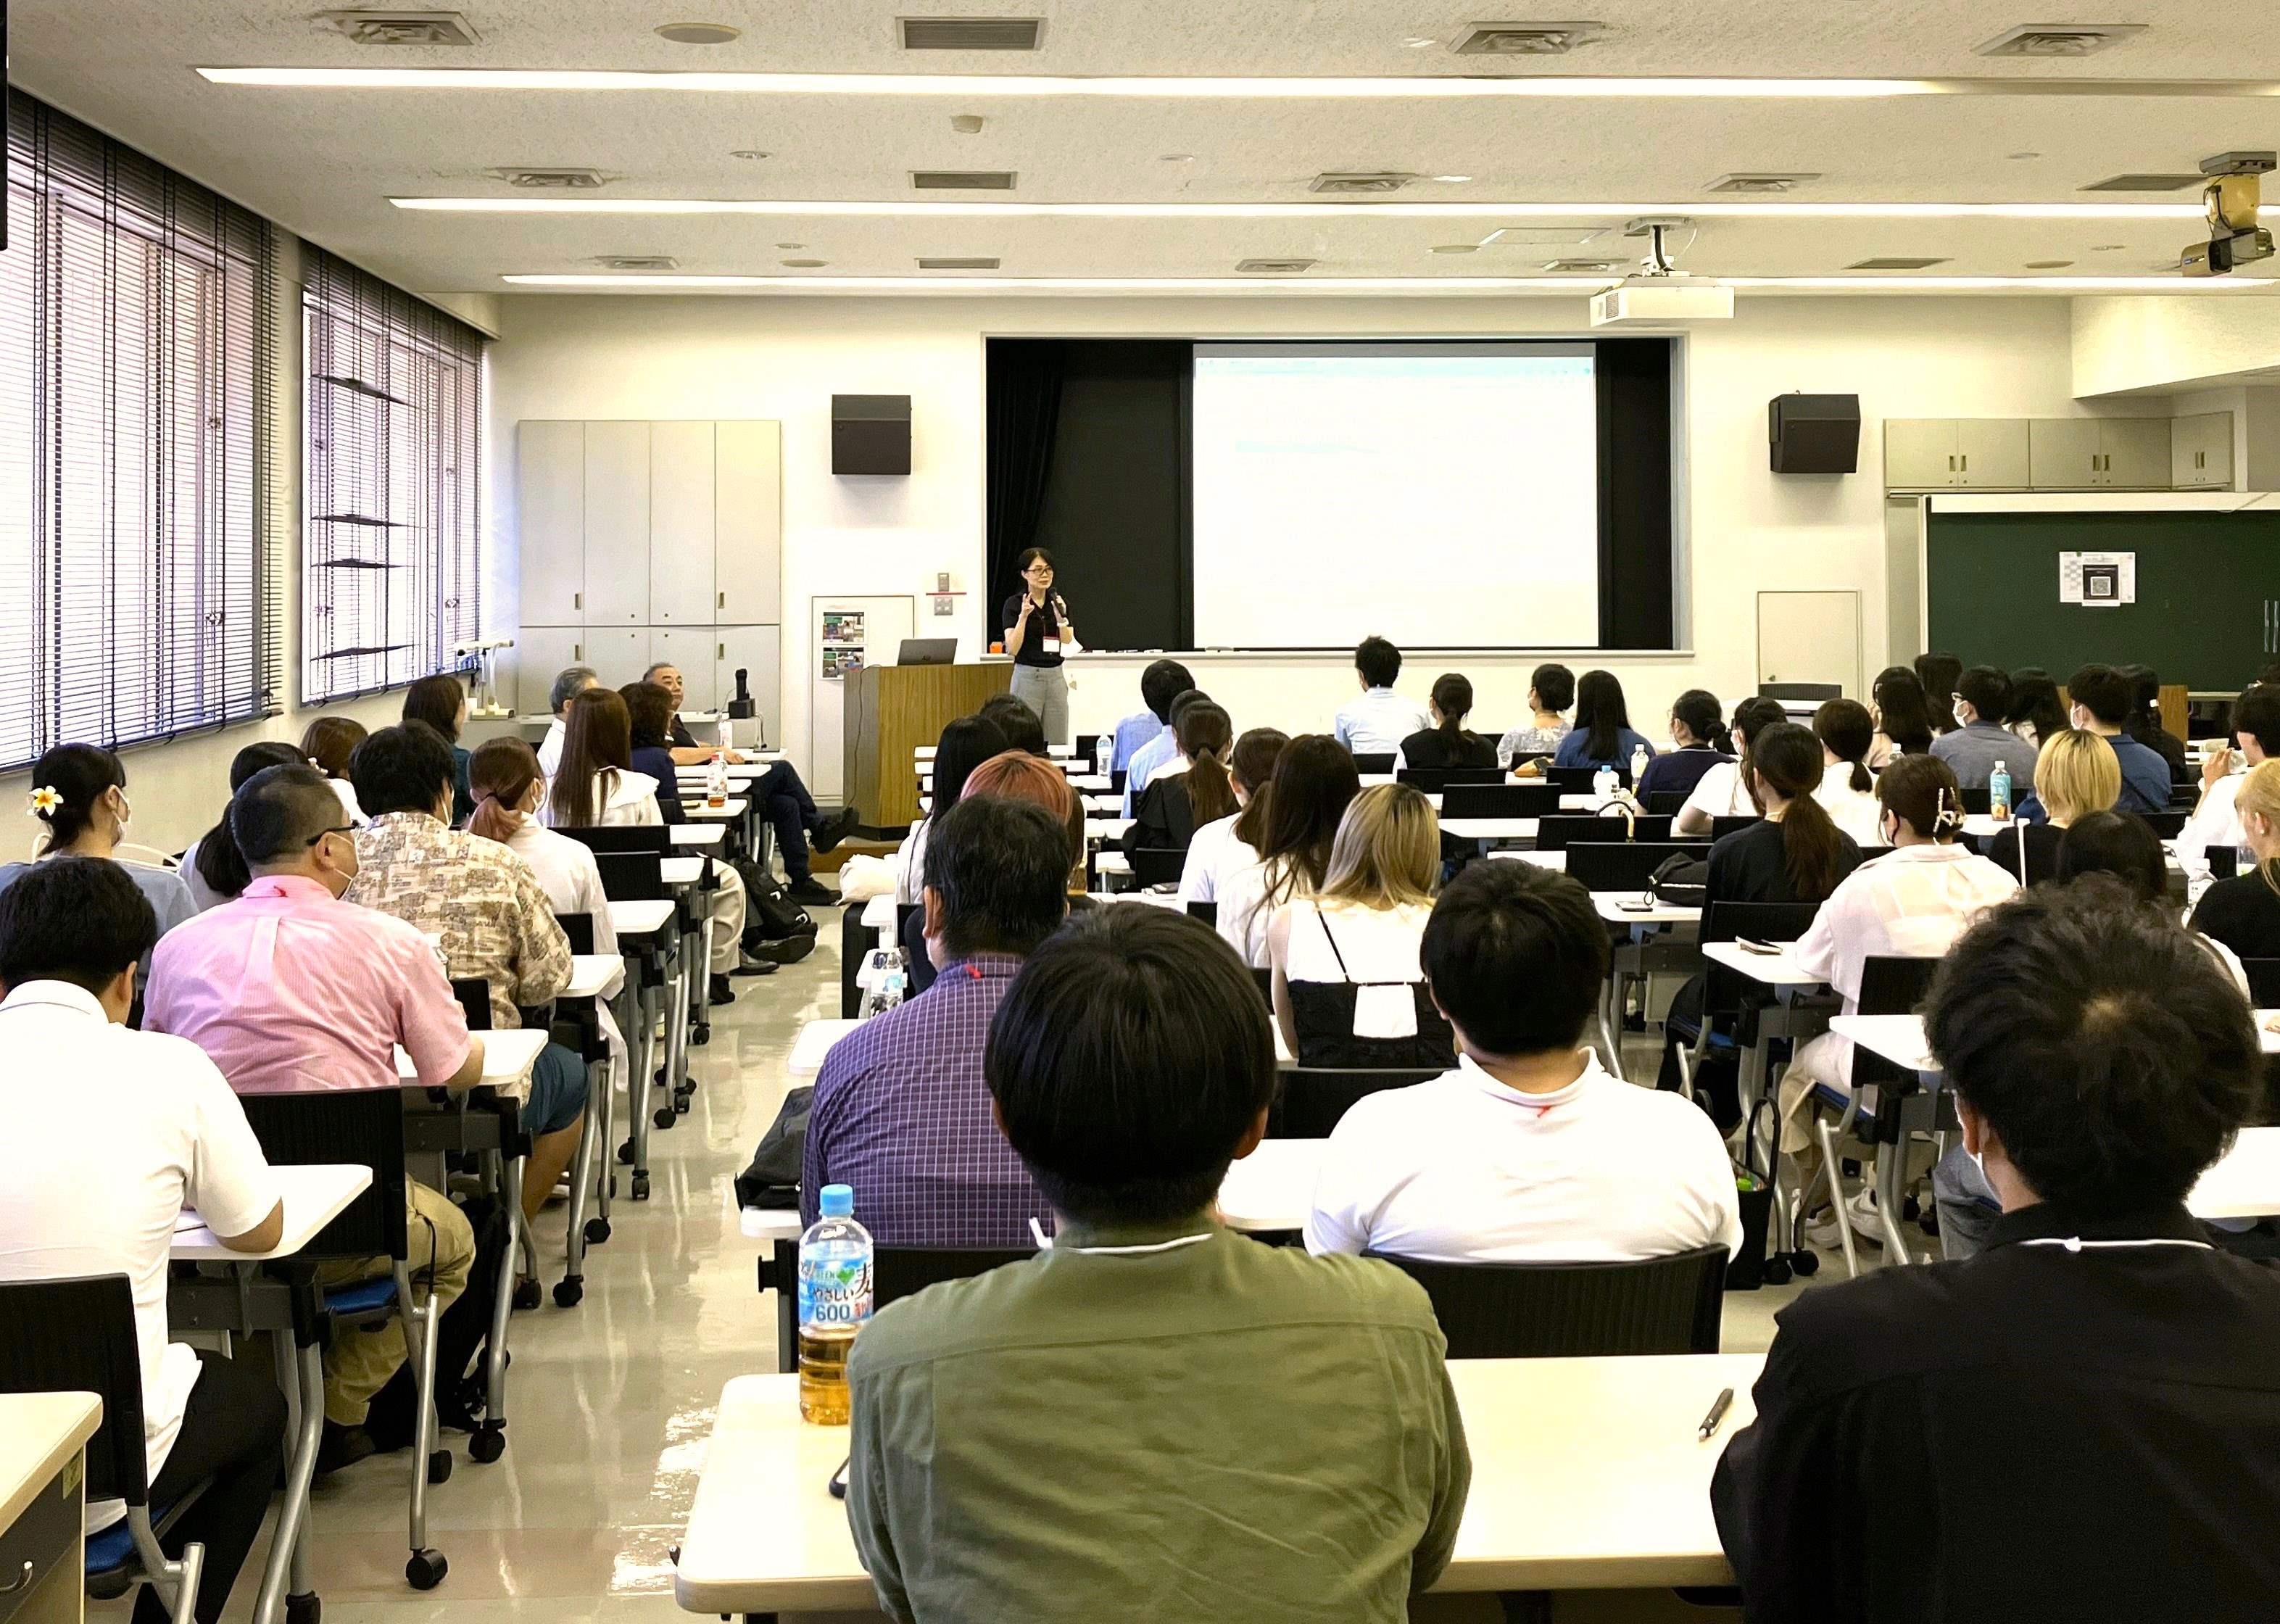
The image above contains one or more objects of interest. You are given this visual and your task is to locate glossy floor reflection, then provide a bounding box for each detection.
[110,919,1865,1624]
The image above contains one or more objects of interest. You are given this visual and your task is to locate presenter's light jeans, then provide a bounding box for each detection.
[1009,663,1070,745]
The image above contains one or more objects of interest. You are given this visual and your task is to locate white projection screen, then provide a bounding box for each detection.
[1190,343,1601,648]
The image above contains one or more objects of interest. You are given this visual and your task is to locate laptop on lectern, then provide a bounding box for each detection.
[898,639,957,666]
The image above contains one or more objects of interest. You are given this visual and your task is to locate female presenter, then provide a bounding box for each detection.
[1002,547,1075,744]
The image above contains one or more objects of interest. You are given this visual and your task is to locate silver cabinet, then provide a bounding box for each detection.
[2173,412,2235,489]
[649,422,717,625]
[515,422,586,625]
[2097,418,2173,489]
[1954,418,2031,488]
[581,422,652,626]
[1883,418,2028,489]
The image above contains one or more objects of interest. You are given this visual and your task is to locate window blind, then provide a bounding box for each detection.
[301,246,482,703]
[0,89,279,772]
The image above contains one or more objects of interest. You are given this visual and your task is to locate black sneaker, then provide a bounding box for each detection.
[786,878,839,908]
[810,807,862,854]
[747,933,816,966]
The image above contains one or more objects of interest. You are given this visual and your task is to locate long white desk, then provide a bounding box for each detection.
[1593,893,1703,928]
[173,1162,373,1261]
[1441,817,1540,842]
[394,1027,548,1089]
[1836,1008,2280,1068]
[680,797,749,821]
[563,952,621,1000]
[1699,940,1825,987]
[608,898,676,938]
[667,824,727,848]
[1214,1137,1327,1232]
[660,856,705,887]
[673,1356,1758,1612]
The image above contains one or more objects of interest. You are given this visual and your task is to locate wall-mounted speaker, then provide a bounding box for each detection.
[832,394,911,475]
[1769,392,1860,474]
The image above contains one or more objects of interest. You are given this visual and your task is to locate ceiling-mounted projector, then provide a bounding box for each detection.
[1590,279,1735,326]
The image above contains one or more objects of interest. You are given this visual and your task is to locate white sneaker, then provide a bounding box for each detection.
[1845,1186,1886,1243]
[1804,1211,1844,1251]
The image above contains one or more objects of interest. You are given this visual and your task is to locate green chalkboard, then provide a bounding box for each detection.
[1925,510,2280,693]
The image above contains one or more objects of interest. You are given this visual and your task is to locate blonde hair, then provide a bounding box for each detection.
[2237,758,2280,845]
[1317,783,1439,911]
[2033,728,2122,827]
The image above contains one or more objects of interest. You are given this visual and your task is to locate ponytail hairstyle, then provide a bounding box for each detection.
[467,737,545,846]
[1670,689,1730,754]
[193,742,310,900]
[552,687,634,829]
[1572,669,1631,763]
[1878,752,1966,843]
[1728,697,1789,811]
[300,715,368,780]
[28,744,125,853]
[1872,666,1934,756]
[1430,673,1475,738]
[1176,701,1238,827]
[1812,698,1876,795]
[1749,724,1848,902]
[1230,728,1290,849]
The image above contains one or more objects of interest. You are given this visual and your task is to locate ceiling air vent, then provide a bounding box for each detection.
[1544,258,1617,273]
[911,170,1018,190]
[1977,23,2146,58]
[1310,172,1415,194]
[2081,173,2207,192]
[1452,22,1607,54]
[494,167,609,190]
[1238,258,1316,274]
[592,255,679,271]
[916,256,1001,270]
[317,9,480,46]
[900,17,1043,50]
[1709,172,1823,194]
[1847,256,1952,270]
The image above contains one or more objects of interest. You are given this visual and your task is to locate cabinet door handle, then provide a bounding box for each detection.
[718,592,726,608]
[1960,454,1968,472]
[718,643,726,658]
[573,592,582,610]
[573,642,582,660]
[1947,454,1957,471]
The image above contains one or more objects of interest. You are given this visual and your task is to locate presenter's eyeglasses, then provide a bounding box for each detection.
[1022,563,1053,580]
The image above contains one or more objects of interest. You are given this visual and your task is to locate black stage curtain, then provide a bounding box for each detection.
[984,339,1066,640]
[1595,338,1678,650]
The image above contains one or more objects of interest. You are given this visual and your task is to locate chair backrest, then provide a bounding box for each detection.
[2208,845,2242,882]
[593,850,667,902]
[1857,953,1941,1016]
[873,1246,1035,1310]
[236,1087,407,1262]
[557,825,671,856]
[1186,899,1219,928]
[1759,682,1839,703]
[1535,813,1674,853]
[1366,1246,1729,1359]
[1959,785,1991,816]
[1564,840,1710,895]
[1269,1066,1443,1139]
[1442,782,1563,820]
[1132,848,1185,888]
[1699,900,1825,1018]
[557,911,596,955]
[1643,790,1688,816]
[1350,753,1396,775]
[1396,766,1504,792]
[2240,958,2280,1008]
[450,977,492,1032]
[2142,810,2188,839]
[0,1274,149,1502]
[1710,815,1764,842]
[1548,763,1630,792]
[1251,966,1274,1007]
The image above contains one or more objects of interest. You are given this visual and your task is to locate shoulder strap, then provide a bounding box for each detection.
[1314,905,1354,982]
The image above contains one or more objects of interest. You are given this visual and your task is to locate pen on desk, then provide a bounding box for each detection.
[1696,1387,1735,1442]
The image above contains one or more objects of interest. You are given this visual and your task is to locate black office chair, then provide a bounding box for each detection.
[1671,900,1825,1101]
[1268,1066,1443,1139]
[1710,815,1765,842]
[1130,848,1185,887]
[1564,840,1710,895]
[2142,810,2189,839]
[2208,845,2242,881]
[1186,900,1219,929]
[1535,814,1675,853]
[761,1243,1035,1371]
[1643,790,1688,816]
[557,911,596,955]
[1442,782,1563,820]
[0,1275,204,1624]
[1758,682,1839,703]
[1346,752,1394,774]
[1364,1246,1728,1359]
[557,826,671,856]
[1395,766,1504,792]
[1960,786,1991,816]
[592,850,693,1127]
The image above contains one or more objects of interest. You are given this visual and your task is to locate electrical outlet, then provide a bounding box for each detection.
[933,596,954,616]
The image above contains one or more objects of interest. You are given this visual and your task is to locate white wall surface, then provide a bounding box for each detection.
[490,291,2107,777]
[2073,295,2280,399]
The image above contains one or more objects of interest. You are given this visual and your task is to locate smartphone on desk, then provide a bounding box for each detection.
[1737,937,1782,956]
[1617,895,1657,914]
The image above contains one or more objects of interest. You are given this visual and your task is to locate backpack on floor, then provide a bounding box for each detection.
[738,862,818,942]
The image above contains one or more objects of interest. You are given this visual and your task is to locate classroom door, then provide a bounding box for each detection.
[1757,591,1861,697]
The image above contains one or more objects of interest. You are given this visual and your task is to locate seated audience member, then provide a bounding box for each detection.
[0,745,196,948]
[1810,699,1885,847]
[1497,661,1574,770]
[2179,682,2280,892]
[898,714,1008,907]
[621,681,766,980]
[0,859,286,1624]
[1178,727,1288,906]
[903,749,1087,997]
[1636,688,1730,800]
[805,796,1068,1246]
[2188,759,2280,960]
[144,764,481,1465]
[1334,635,1433,758]
[647,661,857,893]
[402,671,476,825]
[2016,663,2170,818]
[621,679,688,803]
[979,691,1051,760]
[1675,697,1786,834]
[467,737,621,961]
[2003,667,2068,754]
[1551,670,1657,772]
[549,687,664,826]
[1308,861,1740,1263]
[1109,658,1193,775]
[1396,673,1498,773]
[535,664,599,779]
[2119,662,2190,784]
[1268,783,1451,1069]
[1217,735,1363,967]
[1869,666,1934,764]
[1915,650,1962,738]
[182,742,308,912]
[847,906,1471,1620]
[300,715,370,826]
[1986,729,2119,887]
[1120,688,1204,815]
[347,726,587,1231]
[1123,700,1236,856]
[1715,879,2280,1622]
[1933,665,2036,797]
[1707,724,1863,906]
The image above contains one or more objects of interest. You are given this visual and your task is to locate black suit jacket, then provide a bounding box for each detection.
[1713,1201,2280,1623]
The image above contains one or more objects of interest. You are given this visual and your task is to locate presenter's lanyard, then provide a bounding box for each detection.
[1033,592,1063,655]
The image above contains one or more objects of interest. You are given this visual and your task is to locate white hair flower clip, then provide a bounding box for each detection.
[26,786,59,819]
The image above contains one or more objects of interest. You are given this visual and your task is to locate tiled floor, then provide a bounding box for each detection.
[118,914,1887,1624]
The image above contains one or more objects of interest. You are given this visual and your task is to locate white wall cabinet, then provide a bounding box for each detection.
[581,422,652,625]
[648,422,717,625]
[1895,413,2223,492]
[715,422,783,625]
[515,422,586,626]
[2096,418,2173,488]
[2173,412,2236,488]
[1883,419,2028,489]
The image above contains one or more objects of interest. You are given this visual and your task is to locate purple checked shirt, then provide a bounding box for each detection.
[800,954,1049,1248]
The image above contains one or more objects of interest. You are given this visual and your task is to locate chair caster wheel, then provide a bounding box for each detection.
[511,1278,540,1312]
[632,1174,651,1201]
[653,1106,677,1130]
[617,1140,634,1165]
[553,1276,584,1307]
[406,1550,448,1590]
[691,1022,710,1047]
[584,1217,612,1244]
[468,1426,506,1464]
[1762,1256,1794,1286]
[1791,1250,1820,1277]
[286,1593,320,1624]
[426,1449,452,1484]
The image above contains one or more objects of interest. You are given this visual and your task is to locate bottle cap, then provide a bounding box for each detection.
[819,1183,854,1218]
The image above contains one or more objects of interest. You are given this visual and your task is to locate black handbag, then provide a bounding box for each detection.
[734,1085,813,1209]
[1647,850,1709,906]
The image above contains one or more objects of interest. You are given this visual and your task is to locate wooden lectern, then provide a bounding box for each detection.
[846,662,1011,829]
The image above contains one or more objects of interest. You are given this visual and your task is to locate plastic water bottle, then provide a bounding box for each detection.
[705,752,729,808]
[1095,733,1113,778]
[1989,761,2012,821]
[797,1185,873,1425]
[1593,762,1617,803]
[1630,743,1650,787]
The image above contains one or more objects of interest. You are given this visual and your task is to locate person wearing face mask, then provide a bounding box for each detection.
[0,743,198,956]
[1931,665,2037,800]
[144,763,481,1471]
[2014,664,2170,820]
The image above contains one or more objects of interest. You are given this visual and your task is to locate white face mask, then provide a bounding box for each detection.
[111,788,131,836]
[1953,701,1972,729]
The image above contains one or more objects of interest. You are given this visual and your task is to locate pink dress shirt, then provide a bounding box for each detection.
[144,874,473,1093]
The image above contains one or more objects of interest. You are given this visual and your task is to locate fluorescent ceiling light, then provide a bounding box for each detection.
[1721,275,2266,291]
[501,272,2266,293]
[395,196,2206,220]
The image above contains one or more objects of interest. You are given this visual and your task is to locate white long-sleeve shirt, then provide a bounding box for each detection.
[2177,770,2248,898]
